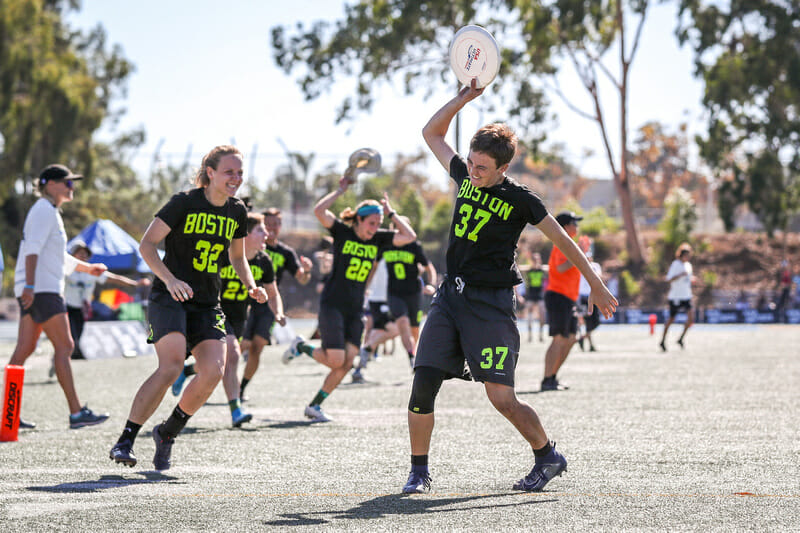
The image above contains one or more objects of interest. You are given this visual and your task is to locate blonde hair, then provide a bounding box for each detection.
[195,145,242,187]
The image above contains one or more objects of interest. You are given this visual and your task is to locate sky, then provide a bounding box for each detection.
[68,1,706,192]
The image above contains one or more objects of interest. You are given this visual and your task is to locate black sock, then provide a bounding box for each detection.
[534,441,553,458]
[411,454,428,466]
[117,420,142,445]
[160,405,191,440]
[411,454,429,473]
[184,364,196,377]
[309,389,329,407]
[240,377,250,396]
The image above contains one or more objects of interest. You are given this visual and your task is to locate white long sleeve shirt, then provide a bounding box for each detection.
[14,198,78,297]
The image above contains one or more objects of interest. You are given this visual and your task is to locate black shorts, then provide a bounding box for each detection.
[415,278,519,387]
[368,301,393,330]
[18,293,66,324]
[579,295,601,333]
[668,299,692,317]
[526,287,543,303]
[389,291,423,326]
[243,304,275,342]
[146,292,226,350]
[318,303,364,351]
[545,291,578,338]
[224,316,246,339]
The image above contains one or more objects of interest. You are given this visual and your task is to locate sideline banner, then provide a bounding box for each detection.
[1,365,24,442]
[80,321,155,359]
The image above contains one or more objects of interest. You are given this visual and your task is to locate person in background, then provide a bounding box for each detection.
[383,215,437,367]
[350,258,397,383]
[172,213,283,426]
[576,237,602,352]
[63,240,150,360]
[9,164,111,430]
[282,178,415,423]
[659,243,695,351]
[237,207,311,399]
[519,250,548,343]
[541,212,584,391]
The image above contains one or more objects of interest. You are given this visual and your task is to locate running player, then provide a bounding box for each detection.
[171,212,282,426]
[282,178,416,422]
[659,243,695,351]
[109,145,267,470]
[402,80,617,494]
[350,258,398,383]
[383,216,437,366]
[238,207,311,399]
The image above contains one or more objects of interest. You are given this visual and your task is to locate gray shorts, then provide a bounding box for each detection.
[18,293,66,324]
[415,279,519,386]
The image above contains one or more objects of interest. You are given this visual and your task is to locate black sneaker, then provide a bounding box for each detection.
[513,443,567,492]
[69,405,110,429]
[152,424,174,471]
[19,419,36,429]
[541,377,569,392]
[577,337,585,351]
[677,338,685,349]
[109,440,137,467]
[659,340,667,352]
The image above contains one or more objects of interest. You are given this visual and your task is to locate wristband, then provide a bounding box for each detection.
[387,211,396,219]
[24,284,35,290]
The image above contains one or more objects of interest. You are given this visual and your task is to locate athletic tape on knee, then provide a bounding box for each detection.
[408,366,444,415]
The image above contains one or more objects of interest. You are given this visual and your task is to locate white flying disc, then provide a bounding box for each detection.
[449,25,500,89]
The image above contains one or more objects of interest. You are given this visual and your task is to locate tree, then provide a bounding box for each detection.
[271,0,656,265]
[678,1,800,237]
[0,0,134,195]
[628,121,707,209]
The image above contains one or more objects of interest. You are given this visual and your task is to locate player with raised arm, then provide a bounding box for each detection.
[402,80,617,494]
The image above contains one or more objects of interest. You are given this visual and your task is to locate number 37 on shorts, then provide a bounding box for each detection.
[479,346,509,370]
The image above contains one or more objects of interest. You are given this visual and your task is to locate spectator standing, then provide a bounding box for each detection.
[8,164,111,429]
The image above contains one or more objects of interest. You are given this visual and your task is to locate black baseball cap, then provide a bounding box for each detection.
[39,164,83,185]
[555,211,583,227]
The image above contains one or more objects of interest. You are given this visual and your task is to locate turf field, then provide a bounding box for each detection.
[1,323,798,531]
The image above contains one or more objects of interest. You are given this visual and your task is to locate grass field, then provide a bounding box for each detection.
[1,323,798,531]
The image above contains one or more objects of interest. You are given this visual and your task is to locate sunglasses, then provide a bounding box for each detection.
[57,179,75,189]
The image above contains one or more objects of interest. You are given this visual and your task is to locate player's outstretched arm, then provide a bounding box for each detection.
[536,214,618,318]
[422,79,485,170]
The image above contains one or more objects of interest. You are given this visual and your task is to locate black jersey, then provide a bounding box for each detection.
[151,188,248,306]
[265,241,300,285]
[383,241,429,295]
[321,219,395,312]
[219,250,275,324]
[526,268,546,289]
[446,155,548,288]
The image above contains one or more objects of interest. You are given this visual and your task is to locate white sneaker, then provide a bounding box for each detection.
[304,404,332,422]
[282,336,305,364]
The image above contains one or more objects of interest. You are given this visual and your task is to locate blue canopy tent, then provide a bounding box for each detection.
[68,219,152,273]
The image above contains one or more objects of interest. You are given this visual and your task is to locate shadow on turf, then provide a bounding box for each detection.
[262,493,556,526]
[27,472,180,493]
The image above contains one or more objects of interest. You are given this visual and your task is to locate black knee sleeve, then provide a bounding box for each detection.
[408,366,445,415]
